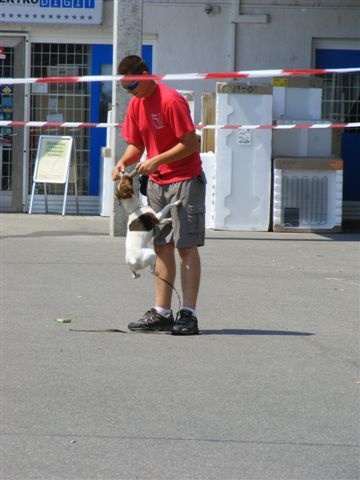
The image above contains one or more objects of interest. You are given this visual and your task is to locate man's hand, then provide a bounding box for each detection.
[112,164,124,181]
[136,158,159,175]
[112,145,144,181]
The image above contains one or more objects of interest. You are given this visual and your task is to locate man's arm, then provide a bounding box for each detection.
[135,131,198,176]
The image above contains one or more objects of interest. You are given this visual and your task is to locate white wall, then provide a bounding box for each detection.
[1,0,359,122]
[142,2,233,121]
[235,2,360,70]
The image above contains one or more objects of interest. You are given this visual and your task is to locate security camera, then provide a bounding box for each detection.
[205,5,220,15]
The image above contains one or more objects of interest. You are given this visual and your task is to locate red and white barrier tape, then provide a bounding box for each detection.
[1,121,359,130]
[1,67,360,85]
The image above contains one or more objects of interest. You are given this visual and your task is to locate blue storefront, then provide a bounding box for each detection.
[316,48,360,208]
[89,45,153,197]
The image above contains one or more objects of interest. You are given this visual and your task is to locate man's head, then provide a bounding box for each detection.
[117,55,155,98]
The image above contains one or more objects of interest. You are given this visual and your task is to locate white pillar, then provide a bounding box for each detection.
[110,0,144,236]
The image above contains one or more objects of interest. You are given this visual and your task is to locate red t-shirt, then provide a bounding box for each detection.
[121,83,202,184]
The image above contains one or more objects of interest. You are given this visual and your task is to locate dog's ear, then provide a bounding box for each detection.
[116,175,134,201]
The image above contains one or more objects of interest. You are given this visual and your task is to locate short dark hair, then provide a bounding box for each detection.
[117,55,149,75]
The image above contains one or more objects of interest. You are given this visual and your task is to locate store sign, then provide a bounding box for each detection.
[0,0,103,25]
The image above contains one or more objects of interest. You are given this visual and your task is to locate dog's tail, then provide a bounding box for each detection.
[152,272,181,314]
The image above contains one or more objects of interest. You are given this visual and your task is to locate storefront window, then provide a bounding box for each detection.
[30,43,90,195]
[321,72,360,126]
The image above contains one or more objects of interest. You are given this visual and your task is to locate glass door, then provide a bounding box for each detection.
[89,44,153,196]
[0,36,26,212]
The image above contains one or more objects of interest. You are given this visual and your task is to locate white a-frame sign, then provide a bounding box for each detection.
[29,135,78,216]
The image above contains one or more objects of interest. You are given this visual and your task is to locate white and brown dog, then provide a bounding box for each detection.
[116,171,180,279]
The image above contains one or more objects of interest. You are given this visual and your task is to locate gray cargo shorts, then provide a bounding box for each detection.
[147,171,206,248]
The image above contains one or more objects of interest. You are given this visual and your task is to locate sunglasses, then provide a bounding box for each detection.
[122,80,139,91]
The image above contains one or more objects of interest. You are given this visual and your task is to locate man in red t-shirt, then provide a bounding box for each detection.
[112,55,206,335]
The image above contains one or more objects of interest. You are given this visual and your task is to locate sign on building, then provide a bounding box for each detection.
[0,0,103,25]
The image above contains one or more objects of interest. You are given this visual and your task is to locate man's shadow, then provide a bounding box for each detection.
[199,329,313,336]
[68,328,314,336]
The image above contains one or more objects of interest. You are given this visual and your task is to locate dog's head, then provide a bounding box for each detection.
[116,174,134,202]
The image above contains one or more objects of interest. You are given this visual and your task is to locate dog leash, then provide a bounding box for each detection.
[153,272,182,314]
[126,168,138,179]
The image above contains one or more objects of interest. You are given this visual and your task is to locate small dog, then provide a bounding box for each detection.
[116,172,181,279]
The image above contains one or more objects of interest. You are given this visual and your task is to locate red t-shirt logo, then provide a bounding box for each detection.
[151,113,164,130]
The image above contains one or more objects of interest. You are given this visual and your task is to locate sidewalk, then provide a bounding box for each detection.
[1,213,359,480]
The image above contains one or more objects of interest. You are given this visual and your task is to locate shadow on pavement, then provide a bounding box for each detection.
[1,230,108,239]
[200,329,314,336]
[205,234,360,243]
[68,328,314,336]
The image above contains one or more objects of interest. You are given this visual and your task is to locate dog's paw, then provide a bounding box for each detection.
[132,271,141,279]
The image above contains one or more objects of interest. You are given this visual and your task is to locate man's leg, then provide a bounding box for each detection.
[170,245,201,335]
[127,243,176,332]
[178,246,201,309]
[154,243,176,309]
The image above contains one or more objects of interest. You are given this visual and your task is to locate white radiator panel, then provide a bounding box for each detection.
[273,157,343,232]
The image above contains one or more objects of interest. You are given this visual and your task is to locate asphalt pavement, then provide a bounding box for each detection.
[1,213,359,480]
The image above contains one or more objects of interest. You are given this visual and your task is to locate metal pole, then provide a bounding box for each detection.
[110,0,144,237]
[22,34,30,212]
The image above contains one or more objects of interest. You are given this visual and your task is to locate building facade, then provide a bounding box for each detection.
[0,0,359,220]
